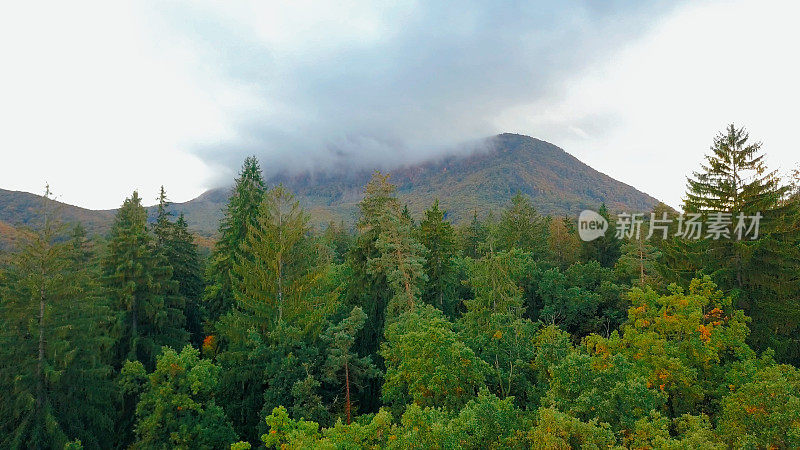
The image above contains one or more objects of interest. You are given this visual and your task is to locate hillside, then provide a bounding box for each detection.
[177,133,659,231]
[0,134,659,237]
[0,220,28,251]
[0,188,116,236]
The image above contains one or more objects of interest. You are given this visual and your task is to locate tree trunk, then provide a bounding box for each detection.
[37,284,46,412]
[277,211,284,323]
[130,301,138,360]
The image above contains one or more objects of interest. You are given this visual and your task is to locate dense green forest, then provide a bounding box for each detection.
[1,125,799,449]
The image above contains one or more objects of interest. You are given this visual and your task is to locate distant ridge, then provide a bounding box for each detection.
[0,134,659,238]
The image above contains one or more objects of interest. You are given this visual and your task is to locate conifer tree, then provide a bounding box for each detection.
[674,124,800,363]
[171,213,205,345]
[496,193,549,258]
[581,203,621,267]
[204,156,266,322]
[369,195,427,320]
[102,191,187,369]
[216,186,328,442]
[548,216,581,269]
[321,220,353,264]
[416,200,459,316]
[0,187,115,449]
[229,185,327,333]
[321,307,378,424]
[617,233,662,287]
[152,187,205,346]
[459,209,489,259]
[345,172,400,356]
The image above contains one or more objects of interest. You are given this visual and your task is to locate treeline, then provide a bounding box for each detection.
[1,125,799,449]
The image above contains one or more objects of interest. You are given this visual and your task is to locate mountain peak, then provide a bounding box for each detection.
[0,135,658,237]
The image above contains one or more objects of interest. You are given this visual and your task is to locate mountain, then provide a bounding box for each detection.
[0,220,28,251]
[0,134,659,240]
[0,188,115,235]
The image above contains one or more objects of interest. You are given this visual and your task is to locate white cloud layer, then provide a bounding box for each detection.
[1,0,797,209]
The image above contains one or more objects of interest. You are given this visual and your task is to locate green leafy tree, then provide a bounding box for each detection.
[0,187,115,449]
[529,407,617,449]
[545,351,666,436]
[717,362,800,448]
[585,277,752,419]
[102,191,187,369]
[535,261,626,337]
[204,156,266,322]
[443,389,529,449]
[459,312,539,406]
[381,305,487,411]
[132,345,237,449]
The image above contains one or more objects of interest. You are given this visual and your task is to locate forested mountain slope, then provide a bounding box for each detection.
[0,134,659,236]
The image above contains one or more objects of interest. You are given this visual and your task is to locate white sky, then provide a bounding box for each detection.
[1,0,798,210]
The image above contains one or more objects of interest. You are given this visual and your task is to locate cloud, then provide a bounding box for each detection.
[146,1,683,183]
[499,0,800,208]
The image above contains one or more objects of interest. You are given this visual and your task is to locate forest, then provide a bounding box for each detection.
[1,125,799,449]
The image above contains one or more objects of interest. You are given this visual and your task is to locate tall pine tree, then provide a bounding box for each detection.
[0,187,115,449]
[417,200,459,316]
[671,124,800,363]
[102,191,187,370]
[152,187,205,347]
[216,185,329,441]
[367,178,427,321]
[204,156,266,322]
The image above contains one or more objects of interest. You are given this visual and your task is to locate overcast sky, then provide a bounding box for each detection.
[1,0,798,210]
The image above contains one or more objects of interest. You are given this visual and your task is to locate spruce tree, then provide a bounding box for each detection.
[0,187,115,449]
[228,185,327,334]
[676,124,800,363]
[102,191,187,370]
[345,172,397,357]
[616,233,662,287]
[496,193,549,258]
[459,209,489,259]
[416,200,459,316]
[152,187,205,347]
[204,156,266,322]
[216,185,328,441]
[581,203,621,267]
[548,216,581,269]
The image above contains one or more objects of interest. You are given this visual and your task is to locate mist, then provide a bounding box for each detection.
[148,1,683,184]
